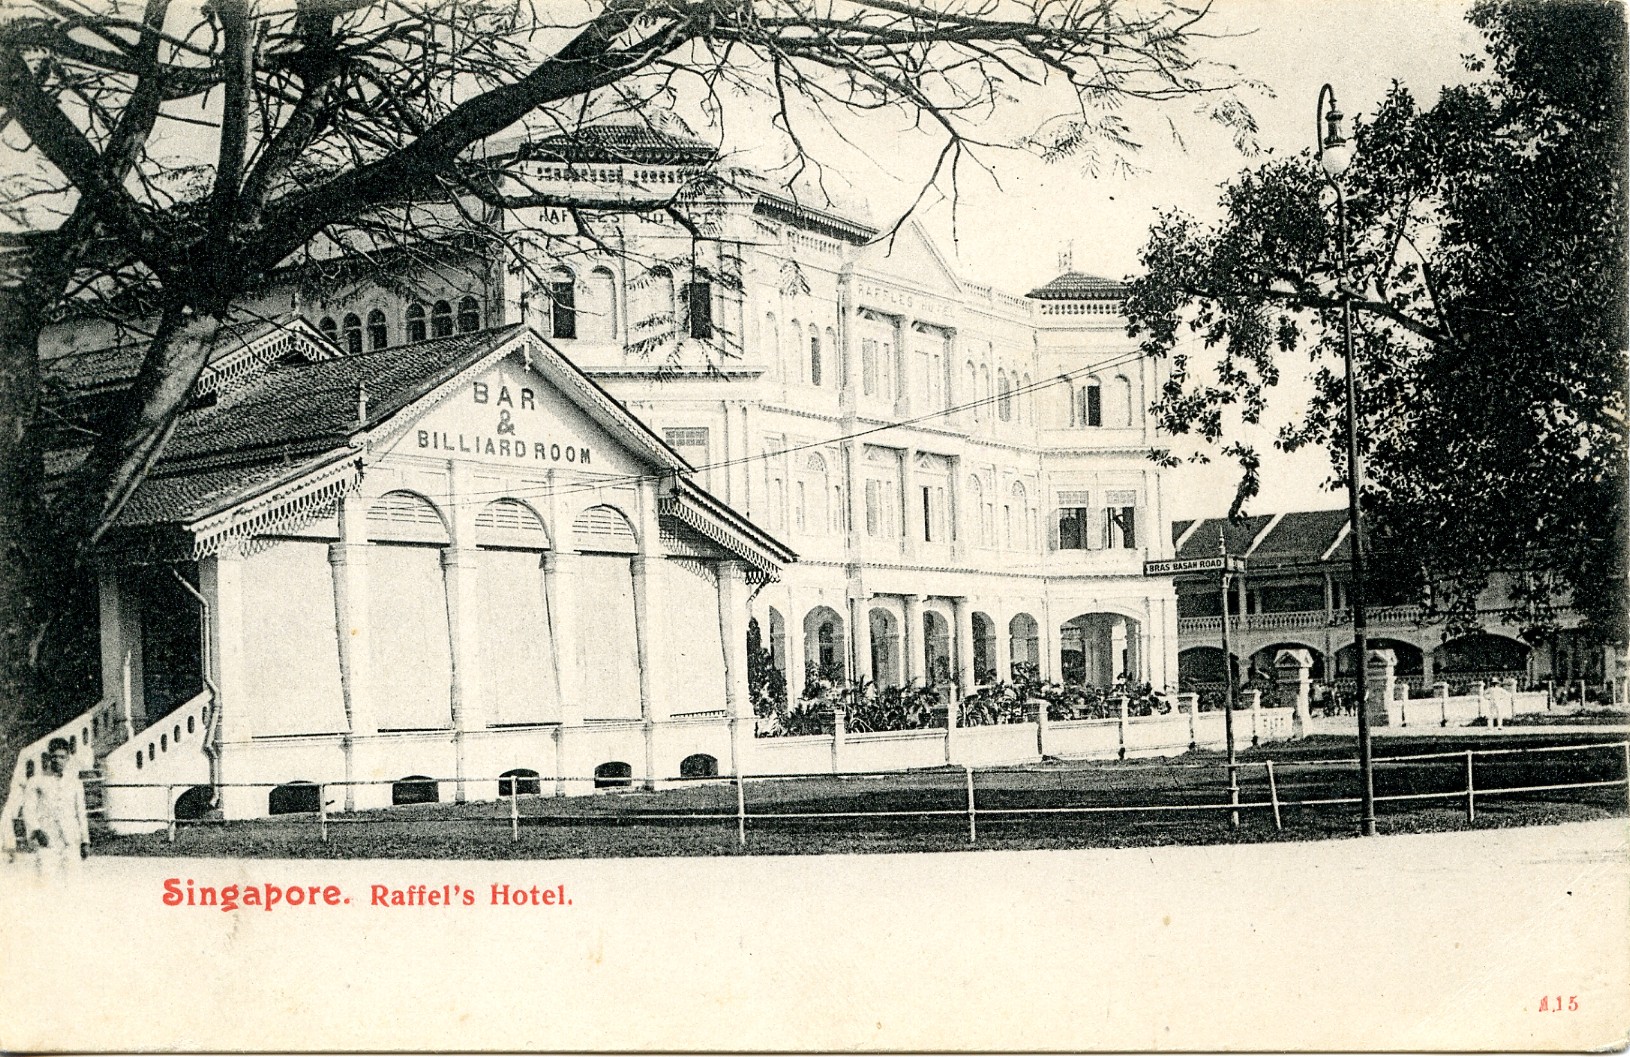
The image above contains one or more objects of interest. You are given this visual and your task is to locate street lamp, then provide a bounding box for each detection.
[1316,83,1377,837]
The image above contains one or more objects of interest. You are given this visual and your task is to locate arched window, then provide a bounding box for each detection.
[817,622,837,671]
[967,475,985,545]
[765,313,780,376]
[966,362,979,421]
[594,761,633,789]
[268,781,320,815]
[458,296,481,334]
[546,267,575,339]
[1111,375,1134,426]
[431,300,453,338]
[406,302,427,343]
[392,775,439,805]
[808,325,822,387]
[679,754,718,779]
[804,453,829,535]
[1020,373,1033,424]
[499,768,541,797]
[342,312,363,355]
[1008,481,1027,549]
[997,371,1013,422]
[789,317,802,380]
[366,308,388,350]
[1080,381,1102,427]
[634,267,674,336]
[318,316,338,342]
[585,267,618,340]
[683,277,713,339]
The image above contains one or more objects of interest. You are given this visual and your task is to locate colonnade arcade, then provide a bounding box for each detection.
[760,597,1152,701]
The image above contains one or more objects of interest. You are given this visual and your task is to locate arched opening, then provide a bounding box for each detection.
[268,781,320,815]
[971,612,996,684]
[173,785,213,821]
[406,302,427,342]
[808,324,823,387]
[1008,613,1039,679]
[869,608,900,687]
[1433,633,1529,679]
[767,607,786,675]
[1179,646,1240,687]
[803,606,847,684]
[1336,638,1424,678]
[584,266,618,340]
[923,611,951,686]
[679,753,718,779]
[594,761,633,789]
[367,307,388,350]
[499,768,541,797]
[572,504,637,553]
[545,266,576,338]
[1248,642,1326,683]
[1109,375,1133,426]
[431,300,453,338]
[457,295,482,333]
[342,312,363,355]
[1060,612,1142,687]
[997,371,1012,421]
[392,776,439,806]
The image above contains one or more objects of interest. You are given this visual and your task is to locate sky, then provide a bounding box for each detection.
[708,0,1489,521]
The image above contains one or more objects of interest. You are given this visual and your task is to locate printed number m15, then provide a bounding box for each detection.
[1537,996,1578,1012]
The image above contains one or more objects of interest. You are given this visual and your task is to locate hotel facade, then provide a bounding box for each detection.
[19,122,1194,829]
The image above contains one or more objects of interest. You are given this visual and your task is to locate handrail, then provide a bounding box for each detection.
[1,696,119,851]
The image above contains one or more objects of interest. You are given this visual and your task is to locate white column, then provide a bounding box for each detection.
[1110,615,1129,684]
[328,493,374,736]
[716,562,750,720]
[630,555,660,723]
[849,592,873,685]
[785,590,806,704]
[199,546,246,817]
[97,567,141,739]
[328,493,373,813]
[952,597,976,698]
[994,610,1013,683]
[900,447,917,559]
[716,561,750,777]
[903,594,926,685]
[844,441,864,554]
[1041,596,1060,682]
[440,547,479,802]
[543,550,582,725]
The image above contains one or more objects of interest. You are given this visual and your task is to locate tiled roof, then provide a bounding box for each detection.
[1171,518,1194,544]
[85,327,522,529]
[1025,271,1129,301]
[1174,514,1274,561]
[42,316,308,394]
[1249,509,1351,567]
[510,124,717,166]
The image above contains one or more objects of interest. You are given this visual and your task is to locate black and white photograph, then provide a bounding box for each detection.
[0,0,1625,1050]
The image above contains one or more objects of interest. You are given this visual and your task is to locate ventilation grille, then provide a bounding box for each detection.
[367,490,448,542]
[1105,490,1137,506]
[1057,490,1090,507]
[572,504,637,553]
[475,499,549,548]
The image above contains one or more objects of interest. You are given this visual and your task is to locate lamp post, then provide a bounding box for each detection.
[1217,528,1240,829]
[1316,84,1377,837]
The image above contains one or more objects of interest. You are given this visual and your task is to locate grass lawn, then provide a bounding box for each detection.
[95,731,1629,861]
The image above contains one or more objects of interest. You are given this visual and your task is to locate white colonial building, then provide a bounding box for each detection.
[17,118,1196,830]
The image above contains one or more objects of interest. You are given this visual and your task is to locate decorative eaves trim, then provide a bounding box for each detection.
[186,452,362,559]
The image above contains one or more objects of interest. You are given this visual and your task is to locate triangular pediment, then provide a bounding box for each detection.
[857,221,962,295]
[369,329,685,480]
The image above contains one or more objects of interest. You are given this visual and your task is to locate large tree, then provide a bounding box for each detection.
[0,0,1250,760]
[1125,0,1627,645]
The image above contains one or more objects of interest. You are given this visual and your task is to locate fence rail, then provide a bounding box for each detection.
[90,739,1630,848]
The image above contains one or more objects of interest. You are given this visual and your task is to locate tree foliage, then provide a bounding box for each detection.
[1125,0,1627,645]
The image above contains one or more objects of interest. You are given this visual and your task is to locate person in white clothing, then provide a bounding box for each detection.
[17,738,89,875]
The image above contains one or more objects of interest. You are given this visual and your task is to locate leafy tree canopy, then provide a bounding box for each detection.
[1124,0,1627,645]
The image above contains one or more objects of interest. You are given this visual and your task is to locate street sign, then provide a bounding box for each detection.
[1144,556,1245,576]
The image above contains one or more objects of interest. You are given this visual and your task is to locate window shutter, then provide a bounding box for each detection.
[686,281,713,339]
[1087,385,1102,427]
